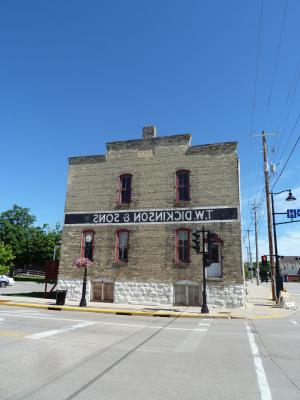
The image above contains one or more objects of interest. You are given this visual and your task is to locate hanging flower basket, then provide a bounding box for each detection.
[74,257,93,268]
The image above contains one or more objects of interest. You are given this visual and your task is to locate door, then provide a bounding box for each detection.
[188,285,200,306]
[174,285,187,305]
[92,282,114,302]
[174,284,200,306]
[104,283,114,302]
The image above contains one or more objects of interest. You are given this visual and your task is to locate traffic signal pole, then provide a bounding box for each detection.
[191,228,211,313]
[201,226,209,313]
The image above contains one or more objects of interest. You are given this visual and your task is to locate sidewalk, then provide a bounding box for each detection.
[0,281,297,319]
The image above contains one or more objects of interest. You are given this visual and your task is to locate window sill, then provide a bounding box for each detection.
[112,262,128,268]
[173,262,190,269]
[207,277,223,281]
[115,203,131,209]
[174,200,191,208]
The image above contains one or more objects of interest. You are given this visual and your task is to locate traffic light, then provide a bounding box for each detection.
[191,230,201,254]
[261,255,268,269]
[204,231,214,267]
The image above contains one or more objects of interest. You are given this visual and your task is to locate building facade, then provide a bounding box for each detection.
[280,256,300,282]
[58,126,245,308]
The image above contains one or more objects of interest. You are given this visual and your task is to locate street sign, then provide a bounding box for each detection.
[287,209,300,218]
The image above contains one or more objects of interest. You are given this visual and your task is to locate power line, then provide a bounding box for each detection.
[272,131,300,189]
[263,0,288,128]
[249,0,264,135]
[275,53,300,157]
[276,110,300,164]
[280,234,300,239]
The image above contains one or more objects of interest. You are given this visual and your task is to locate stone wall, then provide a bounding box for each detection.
[57,279,91,303]
[207,284,245,308]
[114,281,173,305]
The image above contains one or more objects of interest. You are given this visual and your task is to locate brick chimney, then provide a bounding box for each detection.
[142,125,157,139]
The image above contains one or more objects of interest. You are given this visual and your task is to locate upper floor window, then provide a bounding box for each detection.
[116,229,129,262]
[176,170,190,201]
[119,174,132,204]
[81,231,94,261]
[176,228,190,263]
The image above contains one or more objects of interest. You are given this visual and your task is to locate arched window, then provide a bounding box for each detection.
[119,174,132,204]
[115,229,129,262]
[81,230,94,261]
[176,170,190,201]
[175,228,190,263]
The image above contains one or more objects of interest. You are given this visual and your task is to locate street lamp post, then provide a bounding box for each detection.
[79,266,88,307]
[270,189,296,299]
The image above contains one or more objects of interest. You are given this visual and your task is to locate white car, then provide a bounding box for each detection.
[0,275,15,286]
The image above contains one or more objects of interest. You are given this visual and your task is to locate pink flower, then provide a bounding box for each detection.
[74,257,93,268]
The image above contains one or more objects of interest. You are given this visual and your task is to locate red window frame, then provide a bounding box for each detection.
[81,230,95,261]
[115,229,129,262]
[175,228,190,263]
[119,174,132,204]
[176,170,190,201]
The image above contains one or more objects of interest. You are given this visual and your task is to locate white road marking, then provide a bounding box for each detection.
[198,322,210,326]
[25,321,96,339]
[25,320,205,340]
[0,312,88,322]
[93,320,207,332]
[290,320,298,326]
[203,318,213,321]
[0,310,50,317]
[245,323,272,400]
[175,327,208,353]
[0,310,208,334]
[0,309,39,313]
[0,317,4,322]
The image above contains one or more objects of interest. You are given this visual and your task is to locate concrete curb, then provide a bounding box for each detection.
[0,299,295,319]
[0,300,238,319]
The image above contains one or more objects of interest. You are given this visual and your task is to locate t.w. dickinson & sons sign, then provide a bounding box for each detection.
[64,207,239,226]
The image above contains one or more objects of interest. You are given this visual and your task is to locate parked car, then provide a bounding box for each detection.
[0,276,8,288]
[0,275,15,286]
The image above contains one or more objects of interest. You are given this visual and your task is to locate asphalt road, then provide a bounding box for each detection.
[0,281,45,295]
[0,282,299,400]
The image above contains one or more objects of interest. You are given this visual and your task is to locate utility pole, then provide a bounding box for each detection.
[252,202,260,285]
[245,229,253,282]
[262,132,276,300]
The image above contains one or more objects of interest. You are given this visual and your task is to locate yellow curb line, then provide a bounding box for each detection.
[0,301,235,319]
[1,300,296,320]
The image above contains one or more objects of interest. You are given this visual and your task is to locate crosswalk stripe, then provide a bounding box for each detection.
[174,327,208,353]
[245,323,272,400]
[25,321,96,339]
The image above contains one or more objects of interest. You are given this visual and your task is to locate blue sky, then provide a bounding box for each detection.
[0,0,299,256]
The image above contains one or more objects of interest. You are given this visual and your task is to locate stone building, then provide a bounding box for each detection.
[58,126,245,308]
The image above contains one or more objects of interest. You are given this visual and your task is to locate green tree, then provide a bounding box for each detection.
[29,223,62,263]
[0,242,15,275]
[0,205,61,267]
[0,204,36,227]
